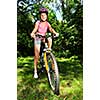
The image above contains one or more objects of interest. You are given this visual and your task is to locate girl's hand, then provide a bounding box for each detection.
[31,33,35,38]
[55,33,59,37]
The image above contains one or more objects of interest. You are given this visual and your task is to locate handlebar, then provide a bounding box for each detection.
[31,33,59,39]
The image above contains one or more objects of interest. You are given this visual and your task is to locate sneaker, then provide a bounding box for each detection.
[34,72,38,79]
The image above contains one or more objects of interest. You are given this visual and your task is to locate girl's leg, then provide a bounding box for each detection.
[34,45,40,71]
[34,39,41,78]
[47,37,52,49]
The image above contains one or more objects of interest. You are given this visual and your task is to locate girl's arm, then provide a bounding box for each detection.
[48,23,59,37]
[30,22,38,38]
[48,23,57,34]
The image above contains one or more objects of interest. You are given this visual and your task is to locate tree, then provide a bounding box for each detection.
[17,0,83,63]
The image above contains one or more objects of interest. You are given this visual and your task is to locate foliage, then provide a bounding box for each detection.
[17,0,83,61]
[53,0,83,61]
[17,56,83,100]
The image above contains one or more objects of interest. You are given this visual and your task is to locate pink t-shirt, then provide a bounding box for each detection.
[36,20,49,36]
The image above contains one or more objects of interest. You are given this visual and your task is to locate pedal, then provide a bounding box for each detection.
[41,65,45,73]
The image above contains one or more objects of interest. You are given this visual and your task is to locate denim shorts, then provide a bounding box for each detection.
[34,35,45,45]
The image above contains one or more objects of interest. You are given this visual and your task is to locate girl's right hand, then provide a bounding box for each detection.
[31,33,35,38]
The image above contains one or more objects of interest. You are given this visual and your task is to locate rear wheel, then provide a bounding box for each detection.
[46,52,59,95]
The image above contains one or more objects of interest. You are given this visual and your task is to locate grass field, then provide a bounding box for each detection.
[17,56,83,100]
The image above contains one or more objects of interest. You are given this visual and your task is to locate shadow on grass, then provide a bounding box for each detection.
[17,56,83,100]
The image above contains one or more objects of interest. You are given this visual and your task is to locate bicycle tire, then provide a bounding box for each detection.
[45,52,60,95]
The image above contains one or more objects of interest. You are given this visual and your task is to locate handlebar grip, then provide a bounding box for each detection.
[53,33,59,38]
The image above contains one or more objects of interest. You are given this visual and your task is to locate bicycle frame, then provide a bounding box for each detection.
[39,34,58,74]
[44,51,49,72]
[40,41,50,72]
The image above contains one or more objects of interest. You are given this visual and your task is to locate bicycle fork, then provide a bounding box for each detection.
[44,52,49,72]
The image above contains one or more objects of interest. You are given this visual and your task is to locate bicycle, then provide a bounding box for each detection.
[36,33,60,95]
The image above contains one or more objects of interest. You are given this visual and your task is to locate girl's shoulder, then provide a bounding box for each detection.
[36,20,41,25]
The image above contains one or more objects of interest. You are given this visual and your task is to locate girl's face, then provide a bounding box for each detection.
[40,13,47,21]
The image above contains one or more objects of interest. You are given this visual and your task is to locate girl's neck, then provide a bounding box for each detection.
[40,20,47,22]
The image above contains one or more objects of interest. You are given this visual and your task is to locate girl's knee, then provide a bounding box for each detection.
[34,55,39,60]
[47,37,52,42]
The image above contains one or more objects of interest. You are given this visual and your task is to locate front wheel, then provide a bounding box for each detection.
[46,52,60,95]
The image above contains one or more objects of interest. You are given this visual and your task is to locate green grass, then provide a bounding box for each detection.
[17,56,83,100]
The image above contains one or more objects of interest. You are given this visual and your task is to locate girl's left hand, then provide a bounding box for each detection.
[55,33,59,37]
